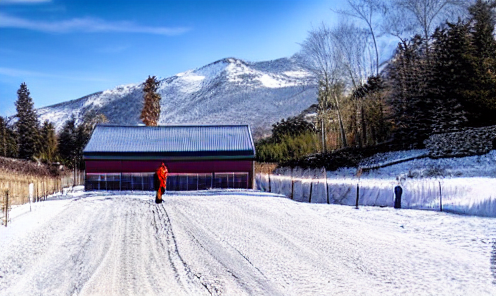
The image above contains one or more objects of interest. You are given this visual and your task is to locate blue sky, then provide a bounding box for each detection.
[0,0,346,116]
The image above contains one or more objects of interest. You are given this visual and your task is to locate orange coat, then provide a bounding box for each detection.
[156,165,168,188]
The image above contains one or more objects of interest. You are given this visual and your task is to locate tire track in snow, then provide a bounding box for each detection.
[80,197,199,296]
[0,197,115,296]
[164,199,285,296]
[150,201,209,295]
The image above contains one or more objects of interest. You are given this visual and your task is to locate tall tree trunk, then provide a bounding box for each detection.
[333,93,348,148]
[321,119,326,153]
[355,100,362,148]
[360,103,367,146]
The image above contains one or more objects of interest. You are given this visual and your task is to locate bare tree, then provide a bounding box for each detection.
[331,21,374,89]
[299,24,348,148]
[331,21,376,147]
[334,0,386,76]
[391,0,467,43]
[382,2,416,42]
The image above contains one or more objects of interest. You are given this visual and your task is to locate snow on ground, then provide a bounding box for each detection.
[1,188,495,295]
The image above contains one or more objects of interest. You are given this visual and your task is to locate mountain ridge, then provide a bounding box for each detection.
[37,56,318,139]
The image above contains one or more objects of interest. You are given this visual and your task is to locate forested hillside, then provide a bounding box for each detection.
[257,0,496,163]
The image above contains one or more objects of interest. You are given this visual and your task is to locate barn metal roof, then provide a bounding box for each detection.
[83,124,255,160]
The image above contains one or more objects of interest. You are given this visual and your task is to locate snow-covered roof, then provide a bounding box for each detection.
[83,124,255,160]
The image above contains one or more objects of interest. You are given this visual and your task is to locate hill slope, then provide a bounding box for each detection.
[37,57,317,138]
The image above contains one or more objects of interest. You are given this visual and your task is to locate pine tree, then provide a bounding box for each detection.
[354,76,390,146]
[74,111,108,169]
[58,117,77,167]
[39,120,57,163]
[430,20,470,132]
[140,76,161,126]
[388,36,434,148]
[464,0,496,126]
[15,82,40,160]
[0,116,18,158]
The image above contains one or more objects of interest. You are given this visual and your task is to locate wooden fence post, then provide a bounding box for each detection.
[309,180,313,203]
[268,174,271,193]
[29,182,32,212]
[4,190,8,227]
[439,181,443,212]
[291,179,295,200]
[355,183,360,209]
[324,168,329,204]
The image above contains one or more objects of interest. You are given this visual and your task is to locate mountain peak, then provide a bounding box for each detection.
[37,56,317,139]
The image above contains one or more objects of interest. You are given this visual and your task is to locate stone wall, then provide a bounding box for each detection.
[424,126,496,158]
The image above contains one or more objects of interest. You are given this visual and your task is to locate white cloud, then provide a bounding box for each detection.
[0,13,191,36]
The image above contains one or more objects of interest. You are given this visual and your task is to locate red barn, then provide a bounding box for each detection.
[83,124,256,191]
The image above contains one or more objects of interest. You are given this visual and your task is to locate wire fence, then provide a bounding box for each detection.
[0,171,84,226]
[256,167,496,217]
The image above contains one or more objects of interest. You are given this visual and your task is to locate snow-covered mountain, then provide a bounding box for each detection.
[37,57,317,139]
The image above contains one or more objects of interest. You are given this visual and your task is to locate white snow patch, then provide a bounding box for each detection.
[283,70,311,78]
[257,74,284,88]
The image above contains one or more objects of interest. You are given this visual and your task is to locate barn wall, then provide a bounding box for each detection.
[85,159,254,190]
[86,160,252,174]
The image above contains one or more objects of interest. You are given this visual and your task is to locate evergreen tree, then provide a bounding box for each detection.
[0,116,18,158]
[140,76,161,126]
[58,117,77,167]
[271,116,316,143]
[353,76,390,146]
[388,36,434,148]
[39,120,57,163]
[75,111,108,168]
[15,82,40,160]
[464,0,496,126]
[430,20,470,132]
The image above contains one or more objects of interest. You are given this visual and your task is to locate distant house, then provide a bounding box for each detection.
[82,124,256,191]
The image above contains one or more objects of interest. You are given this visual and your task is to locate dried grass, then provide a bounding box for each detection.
[255,162,278,174]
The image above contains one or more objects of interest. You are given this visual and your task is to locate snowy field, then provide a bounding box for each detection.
[0,188,495,296]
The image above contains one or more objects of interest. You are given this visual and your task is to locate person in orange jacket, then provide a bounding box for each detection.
[155,162,168,204]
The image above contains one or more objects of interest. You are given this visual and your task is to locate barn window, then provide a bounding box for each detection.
[233,173,249,188]
[85,173,121,191]
[85,172,249,191]
[213,172,249,189]
[166,173,213,191]
[121,173,154,191]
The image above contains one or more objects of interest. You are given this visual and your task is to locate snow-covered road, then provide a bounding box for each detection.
[0,189,495,295]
